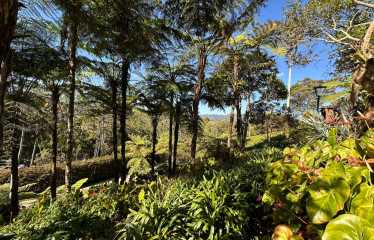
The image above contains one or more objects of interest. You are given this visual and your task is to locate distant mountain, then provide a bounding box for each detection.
[201,114,228,121]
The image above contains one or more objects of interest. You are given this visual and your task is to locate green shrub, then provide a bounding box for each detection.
[0,181,133,240]
[263,128,374,239]
[117,158,269,240]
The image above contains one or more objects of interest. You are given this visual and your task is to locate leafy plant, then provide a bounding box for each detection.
[263,129,374,239]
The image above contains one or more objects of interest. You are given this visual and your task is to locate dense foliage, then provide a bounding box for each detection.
[1,152,273,239]
[263,129,374,239]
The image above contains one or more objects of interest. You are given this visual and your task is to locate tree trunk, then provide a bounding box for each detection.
[168,95,174,176]
[285,65,292,138]
[235,97,242,148]
[242,96,253,148]
[51,87,59,201]
[151,113,158,175]
[120,58,130,183]
[0,0,19,164]
[17,127,24,162]
[65,19,78,191]
[110,79,119,183]
[227,106,234,149]
[191,46,207,162]
[10,117,19,219]
[233,54,244,148]
[172,101,181,175]
[30,139,37,166]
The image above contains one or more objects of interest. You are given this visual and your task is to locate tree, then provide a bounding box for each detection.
[60,0,86,191]
[218,21,279,149]
[146,58,195,175]
[87,0,165,182]
[164,0,266,162]
[135,75,168,175]
[0,0,20,170]
[210,48,280,149]
[19,20,67,200]
[88,58,122,182]
[289,0,374,121]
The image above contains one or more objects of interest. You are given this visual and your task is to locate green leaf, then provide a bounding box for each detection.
[72,178,88,191]
[322,214,374,240]
[138,189,145,202]
[307,175,350,224]
[327,128,337,147]
[350,183,374,223]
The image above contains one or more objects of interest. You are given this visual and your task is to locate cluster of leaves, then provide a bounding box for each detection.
[117,159,269,240]
[0,180,135,240]
[263,128,374,239]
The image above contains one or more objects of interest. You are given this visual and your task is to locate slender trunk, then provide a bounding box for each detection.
[172,101,181,175]
[168,95,174,176]
[10,117,19,219]
[233,54,243,148]
[110,79,119,183]
[235,97,242,147]
[266,115,270,143]
[120,58,130,182]
[286,65,292,109]
[51,87,59,201]
[30,139,37,166]
[227,106,234,149]
[285,65,292,138]
[191,46,207,162]
[242,95,252,148]
[0,0,19,164]
[65,20,78,191]
[151,113,158,175]
[17,127,24,162]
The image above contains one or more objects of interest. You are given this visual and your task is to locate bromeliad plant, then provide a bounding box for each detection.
[263,129,374,239]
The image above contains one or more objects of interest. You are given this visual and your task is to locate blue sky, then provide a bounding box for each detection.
[200,0,335,115]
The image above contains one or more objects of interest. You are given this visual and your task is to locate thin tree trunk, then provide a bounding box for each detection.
[17,127,24,162]
[110,79,119,183]
[191,46,207,163]
[10,116,19,219]
[151,113,158,175]
[233,54,243,148]
[235,97,242,147]
[30,139,37,166]
[51,87,59,201]
[168,95,173,176]
[227,106,234,149]
[285,64,292,138]
[172,101,181,175]
[242,95,253,148]
[0,0,19,164]
[286,65,292,109]
[120,58,130,183]
[65,20,78,191]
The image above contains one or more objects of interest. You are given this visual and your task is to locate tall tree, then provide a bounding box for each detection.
[62,0,84,191]
[146,58,195,175]
[0,0,20,169]
[164,0,265,162]
[87,0,165,182]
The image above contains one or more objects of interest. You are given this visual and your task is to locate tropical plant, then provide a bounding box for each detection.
[263,128,374,239]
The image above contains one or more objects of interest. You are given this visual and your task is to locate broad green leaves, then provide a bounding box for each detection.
[350,183,374,223]
[322,214,374,240]
[265,130,374,238]
[307,175,350,224]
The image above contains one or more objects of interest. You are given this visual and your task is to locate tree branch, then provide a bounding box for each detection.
[353,0,374,9]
